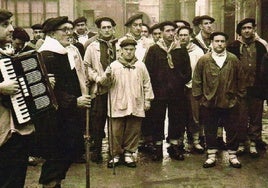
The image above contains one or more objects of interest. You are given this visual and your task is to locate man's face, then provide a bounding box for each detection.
[0,18,14,43]
[240,22,255,40]
[162,25,175,43]
[129,19,142,38]
[141,25,149,38]
[121,45,136,61]
[199,19,214,35]
[99,21,114,39]
[152,28,161,42]
[12,38,25,52]
[53,23,74,47]
[211,35,226,54]
[75,21,87,34]
[177,28,191,46]
[33,29,44,41]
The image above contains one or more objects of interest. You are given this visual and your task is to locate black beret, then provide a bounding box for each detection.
[43,16,72,33]
[177,26,193,34]
[209,32,229,40]
[173,20,190,27]
[192,16,200,26]
[159,21,178,31]
[13,27,30,42]
[125,13,143,27]
[0,9,13,23]
[120,39,137,47]
[31,24,43,30]
[73,16,87,26]
[95,17,116,28]
[195,15,215,25]
[149,23,161,33]
[236,18,256,35]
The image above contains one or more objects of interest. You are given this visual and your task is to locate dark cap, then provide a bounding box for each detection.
[73,16,87,26]
[95,17,116,28]
[43,16,72,33]
[192,16,200,26]
[177,26,193,35]
[159,21,178,31]
[0,9,13,23]
[149,23,161,33]
[210,31,229,40]
[195,15,215,25]
[173,20,190,27]
[120,39,137,47]
[125,13,143,27]
[13,27,30,42]
[236,18,256,35]
[31,24,43,30]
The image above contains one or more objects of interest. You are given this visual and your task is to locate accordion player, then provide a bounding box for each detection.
[0,50,58,125]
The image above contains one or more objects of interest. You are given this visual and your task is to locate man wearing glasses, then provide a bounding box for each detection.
[37,16,91,188]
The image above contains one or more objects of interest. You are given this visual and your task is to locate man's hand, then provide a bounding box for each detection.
[0,80,19,95]
[104,66,112,77]
[48,74,55,89]
[144,100,151,111]
[77,95,91,108]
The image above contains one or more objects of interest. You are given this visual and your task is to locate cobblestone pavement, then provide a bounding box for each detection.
[25,109,268,188]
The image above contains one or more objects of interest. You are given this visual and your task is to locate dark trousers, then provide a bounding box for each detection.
[90,93,108,141]
[202,106,239,150]
[150,98,187,142]
[238,96,264,142]
[0,134,31,188]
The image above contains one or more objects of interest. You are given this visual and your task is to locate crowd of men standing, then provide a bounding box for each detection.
[0,7,268,188]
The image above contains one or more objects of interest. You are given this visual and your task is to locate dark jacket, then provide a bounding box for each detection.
[192,52,246,109]
[144,44,191,100]
[227,40,267,99]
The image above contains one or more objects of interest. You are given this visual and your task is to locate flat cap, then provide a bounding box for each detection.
[73,16,87,26]
[159,21,178,31]
[13,27,30,42]
[43,16,72,33]
[0,9,13,23]
[95,17,116,28]
[195,15,215,25]
[173,20,190,27]
[125,13,143,27]
[209,31,229,40]
[31,24,43,30]
[236,18,256,35]
[120,39,137,47]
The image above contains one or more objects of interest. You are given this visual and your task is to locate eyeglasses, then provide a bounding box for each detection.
[56,27,73,33]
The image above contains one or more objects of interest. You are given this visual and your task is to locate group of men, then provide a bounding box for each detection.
[0,6,268,188]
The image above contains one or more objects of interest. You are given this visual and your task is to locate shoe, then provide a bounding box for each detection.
[193,143,205,154]
[28,156,39,166]
[124,152,136,168]
[107,155,120,168]
[152,145,163,161]
[237,144,246,156]
[203,158,216,168]
[249,144,260,158]
[167,144,184,161]
[256,140,267,150]
[229,157,242,168]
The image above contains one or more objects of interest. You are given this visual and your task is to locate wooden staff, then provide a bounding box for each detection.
[85,106,91,188]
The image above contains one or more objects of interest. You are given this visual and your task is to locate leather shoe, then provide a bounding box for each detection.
[107,156,120,168]
[203,159,216,168]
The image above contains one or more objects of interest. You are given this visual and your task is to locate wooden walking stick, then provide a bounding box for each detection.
[85,106,91,188]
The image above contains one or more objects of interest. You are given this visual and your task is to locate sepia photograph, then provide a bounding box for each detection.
[0,0,268,187]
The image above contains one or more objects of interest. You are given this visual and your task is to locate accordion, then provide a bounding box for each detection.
[0,51,58,125]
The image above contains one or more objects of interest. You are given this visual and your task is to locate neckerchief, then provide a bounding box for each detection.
[118,56,137,69]
[237,36,256,57]
[97,36,118,67]
[156,38,181,69]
